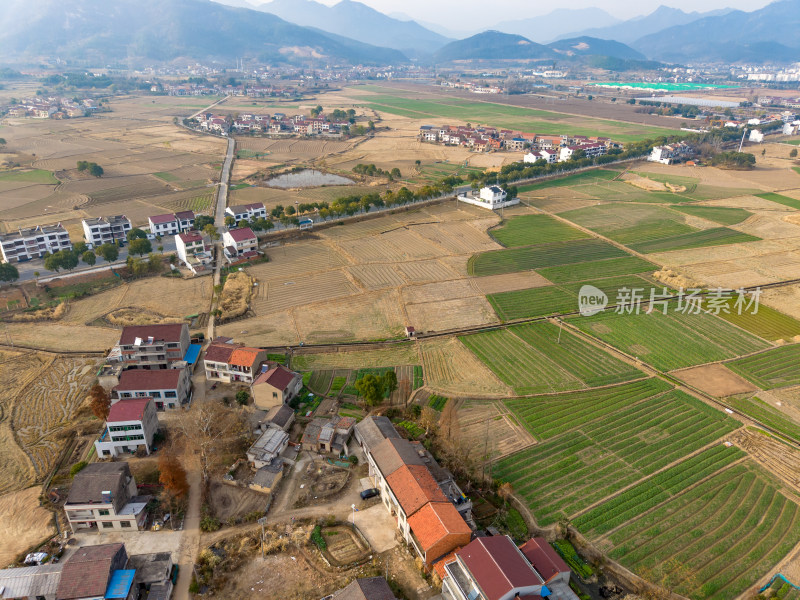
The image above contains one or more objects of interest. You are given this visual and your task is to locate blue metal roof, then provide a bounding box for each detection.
[184,343,202,365]
[541,585,552,597]
[105,569,135,599]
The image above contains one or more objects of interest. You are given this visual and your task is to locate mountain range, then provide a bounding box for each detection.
[1,0,798,67]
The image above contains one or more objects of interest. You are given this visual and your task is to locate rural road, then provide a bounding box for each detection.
[207,136,235,340]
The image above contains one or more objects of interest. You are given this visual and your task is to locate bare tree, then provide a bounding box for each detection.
[87,384,111,421]
[420,406,439,435]
[176,402,248,482]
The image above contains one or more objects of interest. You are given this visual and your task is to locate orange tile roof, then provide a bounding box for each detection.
[408,501,471,554]
[228,347,262,368]
[432,551,459,580]
[386,464,447,517]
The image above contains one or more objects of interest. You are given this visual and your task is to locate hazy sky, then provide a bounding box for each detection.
[309,0,773,28]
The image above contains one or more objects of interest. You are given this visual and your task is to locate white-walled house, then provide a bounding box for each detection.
[456,186,520,210]
[225,203,267,223]
[94,397,159,458]
[64,463,149,532]
[113,368,192,410]
[148,214,180,236]
[175,231,212,274]
[222,227,258,260]
[524,149,557,164]
[82,215,132,247]
[0,223,72,263]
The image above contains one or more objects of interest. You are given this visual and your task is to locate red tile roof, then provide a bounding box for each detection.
[178,231,204,244]
[386,464,447,517]
[57,543,124,600]
[204,342,236,363]
[244,203,264,211]
[227,227,256,242]
[519,537,569,582]
[115,369,182,391]
[407,502,471,556]
[229,347,262,368]
[432,551,459,580]
[119,324,185,345]
[107,397,152,423]
[254,365,298,391]
[175,210,195,220]
[149,213,177,224]
[457,536,542,600]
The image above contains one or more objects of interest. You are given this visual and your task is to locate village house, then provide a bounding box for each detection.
[147,214,179,236]
[523,149,557,164]
[438,535,577,600]
[457,186,519,211]
[222,227,258,261]
[353,415,400,455]
[113,368,192,410]
[558,142,607,162]
[56,543,131,600]
[246,426,289,469]
[112,323,192,370]
[175,210,196,231]
[301,416,356,455]
[329,577,397,600]
[64,464,150,532]
[648,142,693,165]
[251,364,303,410]
[94,397,159,458]
[82,215,132,247]
[203,341,266,384]
[249,458,284,494]
[0,563,63,599]
[225,202,267,223]
[0,223,72,263]
[263,403,296,432]
[175,230,212,274]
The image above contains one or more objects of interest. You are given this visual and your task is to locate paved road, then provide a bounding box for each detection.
[207,136,235,340]
[14,238,178,282]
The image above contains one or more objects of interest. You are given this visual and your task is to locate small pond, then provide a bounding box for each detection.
[265,169,354,188]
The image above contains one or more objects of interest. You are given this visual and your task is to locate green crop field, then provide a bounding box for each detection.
[459,322,643,394]
[154,171,180,182]
[487,286,577,320]
[307,370,333,395]
[628,227,761,254]
[631,171,701,188]
[671,206,752,225]
[505,378,671,440]
[493,389,739,526]
[490,214,589,247]
[536,257,658,283]
[716,301,800,341]
[329,376,348,395]
[603,220,698,245]
[360,94,679,142]
[728,396,800,441]
[572,309,769,371]
[468,238,628,276]
[726,345,800,390]
[561,202,688,233]
[756,193,800,210]
[601,462,800,600]
[518,169,621,193]
[0,169,58,184]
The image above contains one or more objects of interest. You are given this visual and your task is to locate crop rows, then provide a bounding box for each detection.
[537,257,658,283]
[605,463,800,600]
[490,214,589,248]
[505,378,671,441]
[629,227,761,254]
[671,205,752,226]
[460,322,642,395]
[728,396,800,441]
[726,345,800,390]
[599,219,698,245]
[468,238,628,277]
[487,286,576,320]
[716,302,800,342]
[493,391,737,525]
[573,309,769,371]
[756,192,800,210]
[517,169,621,193]
[307,370,333,395]
[573,444,744,535]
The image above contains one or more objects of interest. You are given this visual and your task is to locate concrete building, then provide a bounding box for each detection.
[148,214,180,236]
[82,216,132,247]
[114,323,191,370]
[0,564,63,600]
[439,535,577,600]
[329,577,397,600]
[94,397,159,458]
[354,416,400,455]
[0,223,72,263]
[56,544,131,600]
[301,416,356,455]
[225,202,267,222]
[64,464,150,532]
[263,403,296,432]
[175,210,196,231]
[249,459,284,494]
[251,365,302,410]
[457,186,519,211]
[558,143,606,162]
[222,227,258,259]
[113,368,192,410]
[246,426,289,469]
[175,230,212,274]
[203,342,266,384]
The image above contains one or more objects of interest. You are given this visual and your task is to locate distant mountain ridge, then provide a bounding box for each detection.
[547,37,645,61]
[431,31,555,62]
[492,8,621,44]
[632,0,800,62]
[255,0,451,57]
[0,0,407,65]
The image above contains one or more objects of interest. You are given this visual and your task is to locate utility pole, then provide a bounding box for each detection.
[258,516,267,560]
[738,128,747,153]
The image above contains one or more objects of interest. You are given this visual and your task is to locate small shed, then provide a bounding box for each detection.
[405,326,416,338]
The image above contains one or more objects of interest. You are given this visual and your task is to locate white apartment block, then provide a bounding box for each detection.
[94,397,159,458]
[0,223,72,263]
[82,215,132,247]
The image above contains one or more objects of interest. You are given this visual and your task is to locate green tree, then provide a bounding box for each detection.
[224,215,236,227]
[382,370,398,398]
[88,163,103,177]
[96,243,119,263]
[0,138,6,145]
[81,250,96,266]
[194,215,214,229]
[235,389,249,405]
[129,238,152,256]
[203,224,220,240]
[0,262,19,282]
[790,148,798,158]
[76,160,89,171]
[44,250,77,272]
[73,241,88,255]
[126,228,148,241]
[354,374,384,407]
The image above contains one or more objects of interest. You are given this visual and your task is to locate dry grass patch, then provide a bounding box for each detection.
[406,296,498,333]
[456,400,537,460]
[294,290,404,343]
[0,487,56,567]
[217,311,299,347]
[219,271,253,321]
[418,337,511,397]
[395,259,458,283]
[471,271,552,295]
[346,264,406,290]
[762,284,800,321]
[251,270,358,315]
[104,308,178,327]
[5,302,67,322]
[673,364,758,397]
[291,345,419,371]
[3,323,118,352]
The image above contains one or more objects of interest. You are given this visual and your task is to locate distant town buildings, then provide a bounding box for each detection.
[648,142,694,165]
